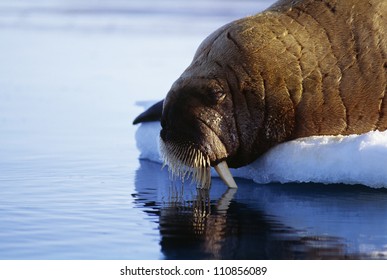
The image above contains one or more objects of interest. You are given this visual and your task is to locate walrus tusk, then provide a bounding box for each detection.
[214,161,238,189]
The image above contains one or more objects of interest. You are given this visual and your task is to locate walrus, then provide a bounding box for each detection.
[133,0,387,189]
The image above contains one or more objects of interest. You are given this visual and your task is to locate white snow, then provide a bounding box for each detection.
[135,117,387,188]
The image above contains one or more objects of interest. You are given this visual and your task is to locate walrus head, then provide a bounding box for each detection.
[160,74,238,189]
[159,23,273,189]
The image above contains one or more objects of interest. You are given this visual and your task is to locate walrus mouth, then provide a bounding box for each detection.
[160,138,237,189]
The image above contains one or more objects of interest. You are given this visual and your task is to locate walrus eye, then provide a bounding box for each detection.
[209,88,226,104]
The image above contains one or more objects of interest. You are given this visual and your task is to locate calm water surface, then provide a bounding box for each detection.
[1,0,387,260]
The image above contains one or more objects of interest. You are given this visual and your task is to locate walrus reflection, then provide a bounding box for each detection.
[133,161,365,259]
[151,188,358,259]
[134,0,386,189]
[159,191,360,259]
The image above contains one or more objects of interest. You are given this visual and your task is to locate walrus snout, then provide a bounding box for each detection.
[160,77,239,188]
[161,78,236,163]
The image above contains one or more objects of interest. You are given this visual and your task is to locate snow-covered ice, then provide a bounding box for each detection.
[135,115,387,188]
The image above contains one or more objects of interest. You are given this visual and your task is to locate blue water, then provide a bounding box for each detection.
[1,0,387,260]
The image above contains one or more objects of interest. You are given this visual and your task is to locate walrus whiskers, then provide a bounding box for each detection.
[160,139,212,188]
[160,138,238,189]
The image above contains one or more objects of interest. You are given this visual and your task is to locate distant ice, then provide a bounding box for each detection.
[135,119,387,188]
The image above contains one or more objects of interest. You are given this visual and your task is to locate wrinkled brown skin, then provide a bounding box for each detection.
[138,0,387,169]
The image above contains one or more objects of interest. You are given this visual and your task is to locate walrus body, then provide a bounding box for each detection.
[134,0,387,188]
